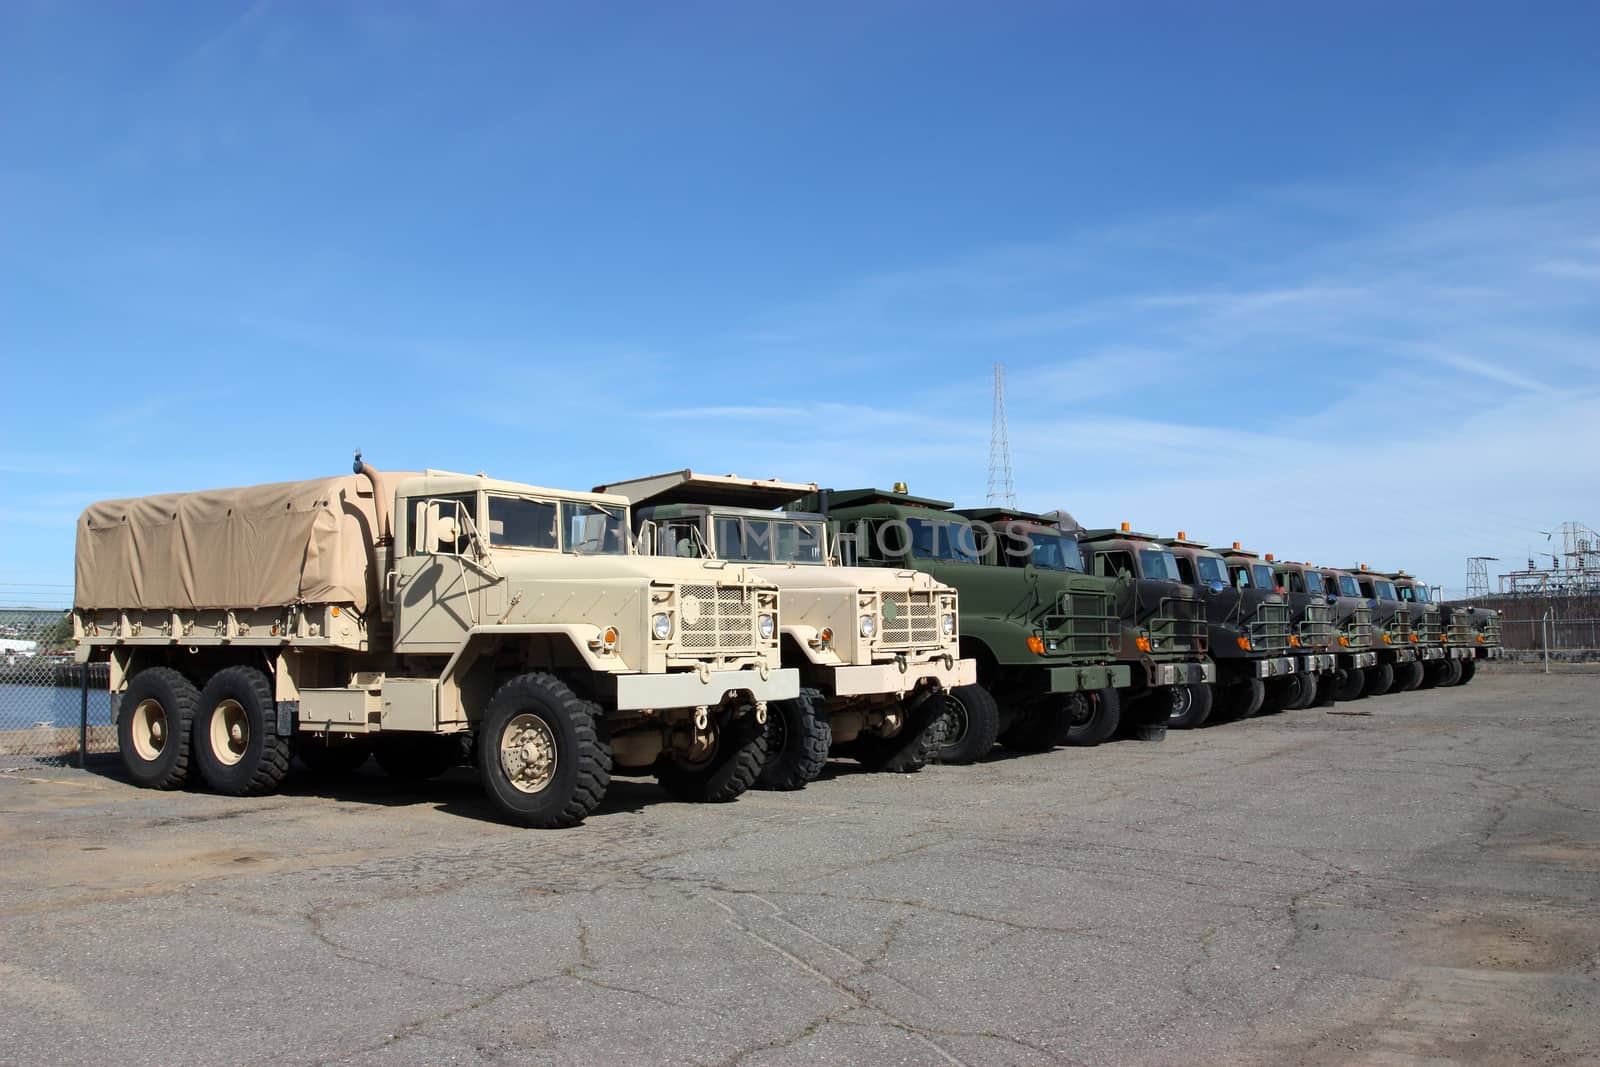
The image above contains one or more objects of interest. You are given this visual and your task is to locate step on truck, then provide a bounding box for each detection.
[1158,536,1300,725]
[1385,571,1475,687]
[1065,523,1218,737]
[1269,559,1363,706]
[1212,543,1338,714]
[73,457,798,828]
[590,471,977,787]
[806,488,1132,760]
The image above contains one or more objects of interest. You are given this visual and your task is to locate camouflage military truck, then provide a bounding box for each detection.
[1314,567,1386,700]
[73,456,798,828]
[591,471,976,787]
[1070,524,1218,734]
[1158,536,1299,724]
[1338,565,1420,697]
[1211,543,1330,714]
[1383,571,1471,688]
[1270,559,1372,705]
[1459,602,1505,670]
[806,488,1131,760]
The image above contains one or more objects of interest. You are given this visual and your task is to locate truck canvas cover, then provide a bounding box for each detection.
[75,474,394,612]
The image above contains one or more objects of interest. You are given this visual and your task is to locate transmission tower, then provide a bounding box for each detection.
[987,362,1017,508]
[1466,556,1497,599]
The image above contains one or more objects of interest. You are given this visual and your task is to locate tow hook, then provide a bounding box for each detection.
[694,706,709,731]
[896,653,908,674]
[753,701,768,726]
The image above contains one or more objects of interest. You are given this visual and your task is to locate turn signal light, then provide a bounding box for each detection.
[1381,633,1392,644]
[1289,634,1301,647]
[603,627,619,645]
[1236,636,1251,651]
[1338,636,1350,647]
[1135,636,1152,652]
[1408,634,1417,642]
[1477,635,1485,643]
[1026,636,1046,654]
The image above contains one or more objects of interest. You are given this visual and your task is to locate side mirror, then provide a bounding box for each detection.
[418,502,458,555]
[1208,581,1226,594]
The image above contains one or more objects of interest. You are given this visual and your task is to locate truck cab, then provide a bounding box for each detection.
[1346,564,1420,697]
[1270,559,1368,705]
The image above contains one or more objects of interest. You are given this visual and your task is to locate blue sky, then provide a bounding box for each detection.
[3,1,1598,606]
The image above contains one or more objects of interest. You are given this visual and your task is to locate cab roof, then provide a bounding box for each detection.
[403,470,628,508]
[953,506,1051,525]
[1080,527,1165,545]
[592,470,818,510]
[805,487,955,511]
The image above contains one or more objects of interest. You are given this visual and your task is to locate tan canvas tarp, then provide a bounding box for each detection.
[75,474,394,612]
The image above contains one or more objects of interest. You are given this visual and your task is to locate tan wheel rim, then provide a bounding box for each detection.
[210,699,249,766]
[500,713,557,794]
[130,699,168,762]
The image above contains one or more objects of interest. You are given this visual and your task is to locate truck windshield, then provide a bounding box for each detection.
[716,516,824,564]
[1139,549,1181,580]
[1302,570,1324,593]
[1373,580,1398,600]
[1025,531,1084,572]
[487,496,559,550]
[1252,564,1276,589]
[907,517,979,562]
[1338,575,1361,597]
[1195,556,1228,585]
[1412,584,1431,603]
[563,502,629,555]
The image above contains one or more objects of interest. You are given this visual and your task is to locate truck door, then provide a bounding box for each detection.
[394,493,484,653]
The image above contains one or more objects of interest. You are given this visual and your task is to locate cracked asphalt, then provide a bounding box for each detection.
[2,668,1597,1066]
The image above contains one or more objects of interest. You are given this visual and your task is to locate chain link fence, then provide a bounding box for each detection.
[0,608,115,768]
[1500,616,1600,660]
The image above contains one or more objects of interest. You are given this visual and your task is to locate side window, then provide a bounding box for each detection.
[1284,571,1305,594]
[409,493,478,555]
[661,522,703,558]
[714,516,744,560]
[1230,566,1251,589]
[1175,556,1196,584]
[1096,550,1135,578]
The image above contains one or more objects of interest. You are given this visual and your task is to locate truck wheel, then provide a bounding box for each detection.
[295,736,371,778]
[657,707,767,803]
[1393,661,1425,692]
[932,684,1001,764]
[1258,676,1296,715]
[757,688,830,790]
[1417,662,1442,689]
[1060,687,1121,746]
[1333,668,1366,701]
[1212,677,1266,722]
[374,735,460,781]
[1440,659,1464,686]
[852,687,947,773]
[1363,663,1395,697]
[1456,658,1477,685]
[1166,684,1213,729]
[1285,673,1319,711]
[192,666,292,796]
[1313,674,1337,707]
[117,667,199,790]
[478,672,611,828]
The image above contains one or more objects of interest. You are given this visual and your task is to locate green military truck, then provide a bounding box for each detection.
[1270,559,1371,705]
[591,471,976,787]
[1158,536,1299,724]
[1212,543,1335,713]
[1068,524,1218,734]
[1383,571,1471,688]
[1314,567,1386,699]
[806,488,1132,759]
[1336,565,1420,696]
[74,457,798,828]
[1461,603,1505,672]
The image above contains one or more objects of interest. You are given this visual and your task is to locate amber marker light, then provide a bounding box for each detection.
[603,627,619,645]
[1289,634,1301,647]
[1339,636,1350,647]
[1026,636,1046,654]
[1381,633,1392,644]
[1135,636,1151,652]
[1120,521,1131,532]
[1236,636,1252,651]
[1409,634,1418,642]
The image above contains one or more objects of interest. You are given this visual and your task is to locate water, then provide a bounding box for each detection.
[0,683,114,731]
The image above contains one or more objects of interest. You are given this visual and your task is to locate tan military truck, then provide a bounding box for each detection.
[592,471,977,788]
[73,456,798,828]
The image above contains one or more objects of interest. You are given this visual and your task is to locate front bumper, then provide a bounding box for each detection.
[1251,655,1298,679]
[1380,647,1417,663]
[615,666,800,710]
[1340,651,1378,669]
[1476,646,1504,660]
[1419,646,1445,661]
[1044,662,1133,693]
[1298,653,1338,673]
[831,655,977,697]
[1150,660,1216,687]
[1447,646,1474,660]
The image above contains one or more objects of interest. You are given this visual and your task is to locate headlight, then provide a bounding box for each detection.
[758,613,776,640]
[652,613,673,640]
[941,613,955,636]
[859,614,876,638]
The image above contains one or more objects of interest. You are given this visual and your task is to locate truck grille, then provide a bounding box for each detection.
[1299,603,1334,647]
[1386,611,1413,642]
[1414,605,1442,643]
[1043,590,1118,656]
[1343,605,1373,645]
[1247,602,1293,652]
[678,583,756,652]
[1481,613,1501,646]
[1445,611,1473,647]
[879,590,939,649]
[1153,595,1207,654]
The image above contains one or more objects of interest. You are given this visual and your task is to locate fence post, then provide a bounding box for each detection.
[79,663,89,767]
[1542,609,1552,675]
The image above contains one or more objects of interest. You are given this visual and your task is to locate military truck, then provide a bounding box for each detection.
[1335,565,1419,697]
[805,488,1132,760]
[73,457,798,828]
[1270,559,1372,705]
[1313,567,1387,700]
[1210,543,1331,714]
[1069,524,1218,732]
[1158,536,1298,724]
[1461,603,1505,673]
[1383,571,1471,688]
[591,471,976,787]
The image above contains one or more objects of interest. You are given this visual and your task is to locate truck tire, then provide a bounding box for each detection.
[657,706,767,803]
[757,688,830,790]
[932,683,1001,764]
[852,687,947,773]
[1313,674,1337,707]
[295,736,371,778]
[1393,661,1425,692]
[1166,684,1213,729]
[1334,668,1367,701]
[1439,659,1464,686]
[117,667,198,790]
[374,735,461,781]
[1285,672,1319,711]
[192,666,292,796]
[477,672,611,828]
[1363,663,1395,697]
[1417,662,1442,689]
[1456,658,1477,685]
[1258,676,1296,715]
[1212,677,1266,722]
[1060,687,1121,746]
